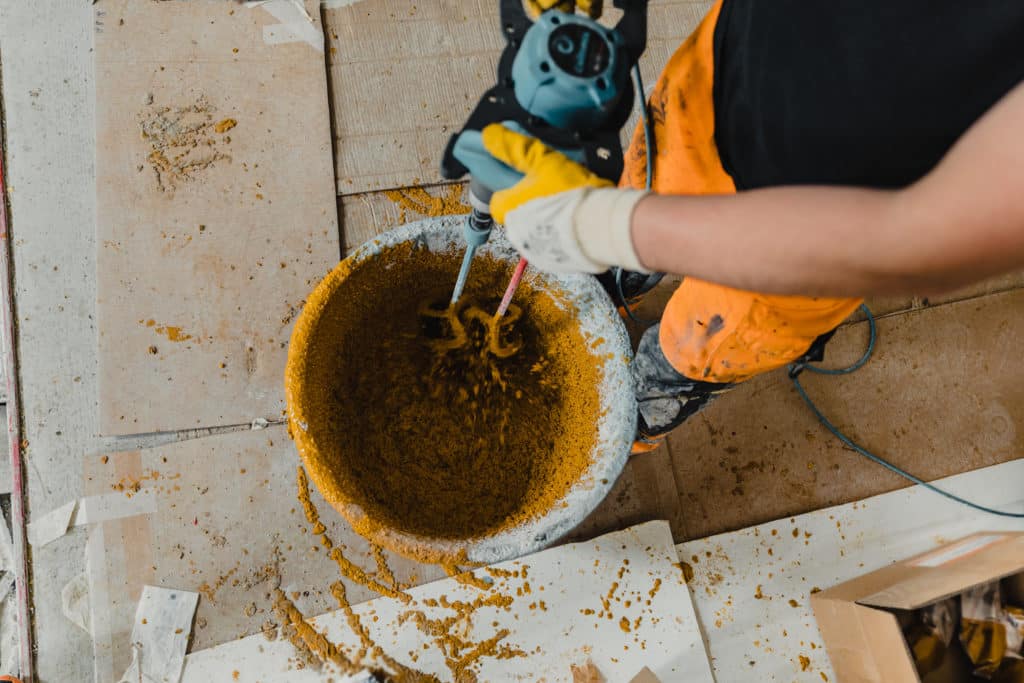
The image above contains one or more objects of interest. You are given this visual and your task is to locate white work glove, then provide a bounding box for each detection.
[481,123,651,274]
[503,188,651,274]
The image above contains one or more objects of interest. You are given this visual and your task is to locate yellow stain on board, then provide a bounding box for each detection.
[384,185,469,223]
[159,326,192,342]
[139,318,193,342]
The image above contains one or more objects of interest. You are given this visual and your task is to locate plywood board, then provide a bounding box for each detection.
[83,427,446,682]
[181,521,713,683]
[678,458,1024,682]
[326,0,712,194]
[0,0,105,677]
[667,288,1024,541]
[95,0,340,435]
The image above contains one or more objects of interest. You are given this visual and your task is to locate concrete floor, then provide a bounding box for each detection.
[666,287,1024,540]
[1,2,1023,681]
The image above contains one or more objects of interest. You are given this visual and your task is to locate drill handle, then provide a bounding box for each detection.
[453,124,587,201]
[612,0,649,62]
[454,129,525,196]
[499,0,533,44]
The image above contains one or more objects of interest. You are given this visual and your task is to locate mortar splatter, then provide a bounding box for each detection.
[138,96,234,194]
[283,466,527,681]
[384,186,470,222]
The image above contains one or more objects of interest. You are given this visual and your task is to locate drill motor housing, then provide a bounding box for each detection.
[441,0,649,193]
[512,10,630,131]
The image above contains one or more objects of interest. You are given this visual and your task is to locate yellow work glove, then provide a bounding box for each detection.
[524,0,602,20]
[482,123,651,274]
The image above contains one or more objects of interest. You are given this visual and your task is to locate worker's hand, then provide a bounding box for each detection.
[483,124,613,223]
[482,123,650,274]
[524,0,602,20]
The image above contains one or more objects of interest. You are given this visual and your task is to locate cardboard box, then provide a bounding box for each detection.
[812,532,1024,683]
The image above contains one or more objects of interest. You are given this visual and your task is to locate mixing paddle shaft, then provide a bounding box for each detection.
[450,207,494,306]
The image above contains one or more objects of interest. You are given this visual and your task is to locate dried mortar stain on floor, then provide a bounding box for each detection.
[384,185,470,223]
[111,468,182,497]
[293,243,603,551]
[198,565,238,605]
[139,318,193,342]
[138,96,235,194]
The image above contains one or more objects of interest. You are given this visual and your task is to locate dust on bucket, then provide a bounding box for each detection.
[284,217,636,565]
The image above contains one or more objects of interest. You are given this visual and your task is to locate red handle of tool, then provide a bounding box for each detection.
[496,257,528,318]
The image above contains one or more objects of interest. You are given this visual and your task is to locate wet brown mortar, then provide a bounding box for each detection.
[292,242,604,554]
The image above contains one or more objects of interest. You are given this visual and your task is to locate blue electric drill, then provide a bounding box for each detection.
[440,0,650,307]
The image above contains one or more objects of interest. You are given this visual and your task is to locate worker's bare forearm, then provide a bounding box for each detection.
[631,82,1024,298]
[632,187,910,296]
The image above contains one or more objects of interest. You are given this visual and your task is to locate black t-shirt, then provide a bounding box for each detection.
[712,0,1024,190]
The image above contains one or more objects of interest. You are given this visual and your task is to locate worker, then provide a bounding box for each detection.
[488,0,1024,452]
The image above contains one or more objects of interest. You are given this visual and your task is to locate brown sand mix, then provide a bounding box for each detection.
[294,242,604,548]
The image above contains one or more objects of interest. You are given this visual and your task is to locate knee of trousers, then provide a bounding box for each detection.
[632,323,734,437]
